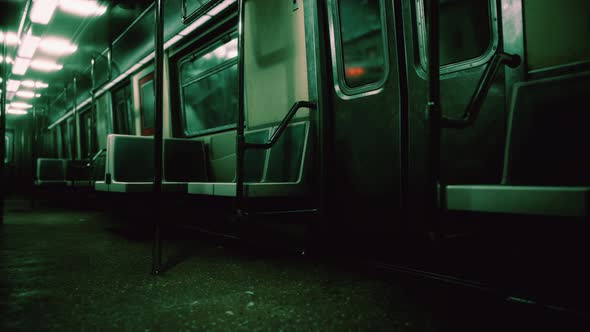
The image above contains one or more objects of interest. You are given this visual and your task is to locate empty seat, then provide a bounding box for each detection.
[187,121,311,197]
[35,158,67,186]
[95,135,207,193]
[445,72,590,217]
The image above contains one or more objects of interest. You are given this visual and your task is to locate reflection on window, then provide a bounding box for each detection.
[79,109,94,158]
[4,134,11,163]
[179,34,238,136]
[140,75,155,136]
[113,84,134,135]
[419,0,492,68]
[67,119,75,159]
[337,0,387,88]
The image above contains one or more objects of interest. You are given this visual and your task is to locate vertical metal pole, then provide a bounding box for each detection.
[152,0,164,275]
[0,28,7,224]
[90,57,97,154]
[426,0,441,237]
[235,0,246,216]
[73,75,79,159]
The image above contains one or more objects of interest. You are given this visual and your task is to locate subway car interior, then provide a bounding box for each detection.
[1,0,589,330]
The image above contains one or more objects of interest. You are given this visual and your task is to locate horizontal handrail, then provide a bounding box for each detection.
[244,101,316,150]
[442,52,521,129]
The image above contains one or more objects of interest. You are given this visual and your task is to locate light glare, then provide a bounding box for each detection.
[30,59,63,72]
[0,31,19,45]
[18,29,41,58]
[16,90,37,99]
[7,80,21,92]
[7,109,28,115]
[12,57,32,75]
[0,55,14,64]
[30,0,59,24]
[10,102,33,109]
[39,37,78,56]
[59,0,107,17]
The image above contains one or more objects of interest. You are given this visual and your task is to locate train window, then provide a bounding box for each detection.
[4,133,12,164]
[179,34,238,136]
[330,0,388,94]
[416,0,497,73]
[79,109,93,158]
[139,73,155,136]
[112,84,134,135]
[59,123,68,159]
[67,118,75,159]
[182,0,219,23]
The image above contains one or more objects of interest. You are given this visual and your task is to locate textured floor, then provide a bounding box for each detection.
[0,199,586,331]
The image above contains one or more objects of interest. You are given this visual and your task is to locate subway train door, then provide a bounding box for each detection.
[321,0,404,244]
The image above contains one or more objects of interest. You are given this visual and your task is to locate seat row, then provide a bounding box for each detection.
[88,122,311,198]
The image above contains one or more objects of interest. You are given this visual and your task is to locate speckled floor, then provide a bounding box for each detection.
[0,199,586,331]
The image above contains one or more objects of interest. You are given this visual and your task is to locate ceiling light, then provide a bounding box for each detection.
[0,31,19,46]
[7,80,21,92]
[16,90,37,99]
[30,59,63,72]
[39,37,78,55]
[7,109,28,115]
[36,93,42,97]
[10,102,33,109]
[0,55,14,64]
[12,57,32,75]
[21,80,35,88]
[18,29,41,58]
[21,80,49,89]
[59,0,107,17]
[30,0,60,24]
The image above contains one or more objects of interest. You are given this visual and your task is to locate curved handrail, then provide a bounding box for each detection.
[244,101,317,150]
[86,149,107,167]
[442,52,521,129]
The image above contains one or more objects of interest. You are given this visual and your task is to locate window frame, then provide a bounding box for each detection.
[415,0,499,75]
[112,82,134,135]
[139,72,155,136]
[78,107,93,158]
[327,0,390,99]
[182,0,223,24]
[177,31,239,138]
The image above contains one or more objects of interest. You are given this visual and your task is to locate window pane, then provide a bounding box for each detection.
[180,38,238,85]
[182,63,238,134]
[338,0,386,88]
[113,85,133,134]
[4,135,11,163]
[141,80,155,131]
[423,0,492,67]
[68,120,75,159]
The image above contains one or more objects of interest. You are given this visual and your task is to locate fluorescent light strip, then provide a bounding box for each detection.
[16,90,36,99]
[49,0,237,130]
[30,0,59,24]
[0,31,19,45]
[39,37,78,56]
[7,80,21,92]
[30,59,63,72]
[59,0,107,17]
[12,58,32,75]
[18,29,41,58]
[7,109,28,115]
[10,101,33,109]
